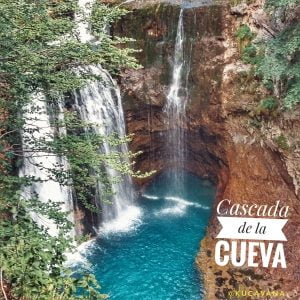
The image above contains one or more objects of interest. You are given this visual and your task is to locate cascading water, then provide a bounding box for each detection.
[19,93,74,237]
[164,9,190,186]
[17,0,99,238]
[73,68,141,233]
[74,0,141,234]
[72,4,215,298]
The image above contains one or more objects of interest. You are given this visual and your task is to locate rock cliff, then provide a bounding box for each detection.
[114,0,300,298]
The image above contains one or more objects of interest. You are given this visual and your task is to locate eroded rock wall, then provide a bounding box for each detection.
[115,0,300,298]
[116,3,228,185]
[196,1,300,298]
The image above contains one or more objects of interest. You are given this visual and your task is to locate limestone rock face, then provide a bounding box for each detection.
[115,3,227,185]
[231,3,248,16]
[115,0,300,298]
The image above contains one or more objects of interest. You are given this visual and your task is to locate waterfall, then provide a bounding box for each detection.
[19,0,140,238]
[74,0,141,234]
[164,9,189,185]
[19,93,74,237]
[73,67,141,233]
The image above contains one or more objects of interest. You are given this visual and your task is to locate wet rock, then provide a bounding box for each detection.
[114,0,300,298]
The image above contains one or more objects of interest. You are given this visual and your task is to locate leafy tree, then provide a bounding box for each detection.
[238,0,300,109]
[265,0,300,9]
[235,25,255,42]
[256,24,300,108]
[0,0,145,299]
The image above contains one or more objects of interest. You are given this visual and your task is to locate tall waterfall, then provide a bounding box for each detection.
[19,93,74,237]
[19,0,140,237]
[164,9,189,184]
[73,67,141,233]
[74,0,141,233]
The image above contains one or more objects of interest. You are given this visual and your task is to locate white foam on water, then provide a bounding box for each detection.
[100,205,143,235]
[155,204,186,217]
[65,239,95,268]
[142,194,160,200]
[164,196,209,210]
[66,206,143,267]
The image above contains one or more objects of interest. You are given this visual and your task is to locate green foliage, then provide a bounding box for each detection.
[0,186,108,299]
[259,97,278,110]
[273,134,289,150]
[235,25,255,54]
[90,3,141,74]
[238,0,300,110]
[265,0,300,9]
[256,24,300,108]
[0,110,151,299]
[47,112,153,211]
[235,25,255,42]
[0,0,145,299]
[251,97,278,118]
[0,0,140,135]
[242,44,260,64]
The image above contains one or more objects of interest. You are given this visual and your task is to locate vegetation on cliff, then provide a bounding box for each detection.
[240,0,300,109]
[0,0,141,299]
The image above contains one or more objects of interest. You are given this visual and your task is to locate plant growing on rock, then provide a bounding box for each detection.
[250,97,278,118]
[273,134,290,150]
[239,0,300,109]
[256,23,300,108]
[235,24,255,52]
[265,0,300,9]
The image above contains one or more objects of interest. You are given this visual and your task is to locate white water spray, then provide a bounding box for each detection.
[74,0,141,234]
[74,67,141,233]
[19,93,74,236]
[164,9,189,184]
[19,0,141,238]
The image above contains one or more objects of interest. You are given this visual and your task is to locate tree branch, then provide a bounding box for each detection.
[0,129,18,140]
[0,269,8,300]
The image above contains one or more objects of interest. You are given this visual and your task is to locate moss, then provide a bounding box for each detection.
[113,3,180,70]
[259,97,277,110]
[273,134,289,150]
[242,44,258,64]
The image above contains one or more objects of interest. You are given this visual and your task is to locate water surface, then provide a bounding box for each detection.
[78,170,214,300]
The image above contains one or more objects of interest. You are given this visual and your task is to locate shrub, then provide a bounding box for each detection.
[235,25,255,42]
[259,97,278,110]
[273,134,289,150]
[250,97,278,118]
[256,24,300,108]
[242,44,260,64]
